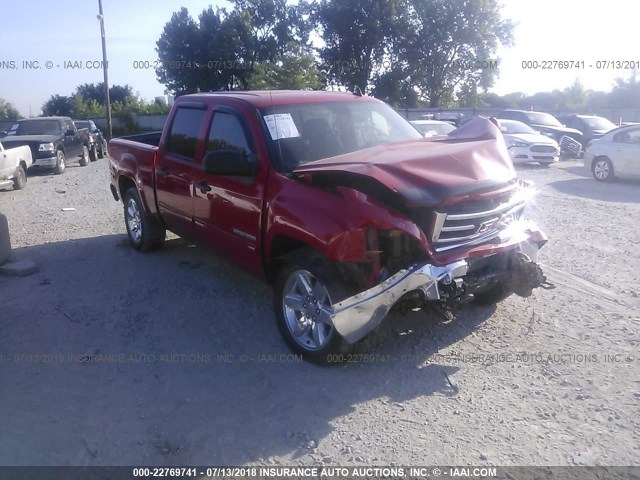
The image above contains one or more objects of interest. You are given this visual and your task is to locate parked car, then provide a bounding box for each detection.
[109,91,548,363]
[496,109,583,157]
[555,114,616,149]
[74,120,107,160]
[2,117,92,174]
[497,119,559,166]
[583,124,640,181]
[410,120,456,137]
[0,140,32,190]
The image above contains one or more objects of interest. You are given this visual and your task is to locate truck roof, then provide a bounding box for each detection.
[17,116,71,122]
[180,90,379,108]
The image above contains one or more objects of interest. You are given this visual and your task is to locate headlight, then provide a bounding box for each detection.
[542,131,556,138]
[38,143,55,152]
[508,141,529,148]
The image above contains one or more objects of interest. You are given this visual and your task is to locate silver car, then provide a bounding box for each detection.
[584,125,640,181]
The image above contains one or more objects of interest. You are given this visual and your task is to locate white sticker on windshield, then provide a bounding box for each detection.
[263,113,300,140]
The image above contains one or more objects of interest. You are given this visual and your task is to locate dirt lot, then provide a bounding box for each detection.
[0,158,639,466]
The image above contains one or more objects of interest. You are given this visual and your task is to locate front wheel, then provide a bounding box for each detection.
[123,188,166,251]
[13,164,26,190]
[53,150,66,175]
[274,255,349,363]
[592,157,614,181]
[79,145,90,166]
[90,145,98,162]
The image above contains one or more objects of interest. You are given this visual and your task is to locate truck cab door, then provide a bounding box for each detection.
[192,107,265,274]
[613,126,640,176]
[63,120,80,157]
[155,104,208,238]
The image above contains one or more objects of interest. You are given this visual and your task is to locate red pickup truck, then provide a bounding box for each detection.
[109,90,548,363]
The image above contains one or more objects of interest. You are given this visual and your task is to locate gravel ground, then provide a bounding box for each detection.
[0,158,639,466]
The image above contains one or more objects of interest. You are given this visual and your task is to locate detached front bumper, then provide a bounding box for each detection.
[330,227,546,344]
[331,260,468,343]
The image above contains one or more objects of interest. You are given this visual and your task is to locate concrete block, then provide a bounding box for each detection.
[0,214,10,266]
[0,258,38,277]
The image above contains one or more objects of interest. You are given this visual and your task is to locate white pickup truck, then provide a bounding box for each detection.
[0,141,32,190]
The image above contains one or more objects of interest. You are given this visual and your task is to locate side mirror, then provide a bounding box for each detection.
[0,131,6,137]
[203,149,255,177]
[65,129,75,136]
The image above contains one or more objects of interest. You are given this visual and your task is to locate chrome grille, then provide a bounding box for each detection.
[530,145,557,153]
[429,195,527,252]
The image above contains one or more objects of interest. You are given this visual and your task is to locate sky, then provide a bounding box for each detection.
[0,0,636,117]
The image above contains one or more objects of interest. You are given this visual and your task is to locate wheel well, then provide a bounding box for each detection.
[265,235,311,283]
[118,176,137,200]
[19,160,27,172]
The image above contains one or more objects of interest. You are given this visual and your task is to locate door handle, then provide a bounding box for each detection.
[194,180,211,193]
[156,167,170,177]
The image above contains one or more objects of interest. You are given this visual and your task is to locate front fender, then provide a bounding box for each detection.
[265,177,427,263]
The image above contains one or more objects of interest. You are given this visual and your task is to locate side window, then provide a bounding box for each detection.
[167,108,206,160]
[207,112,252,157]
[614,128,640,144]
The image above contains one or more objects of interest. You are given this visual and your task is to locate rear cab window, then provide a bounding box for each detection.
[166,107,207,160]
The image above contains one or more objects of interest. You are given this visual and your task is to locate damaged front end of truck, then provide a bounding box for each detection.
[292,117,551,344]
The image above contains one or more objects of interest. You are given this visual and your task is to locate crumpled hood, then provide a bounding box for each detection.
[294,117,517,207]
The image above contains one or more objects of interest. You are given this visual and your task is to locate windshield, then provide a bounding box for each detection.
[11,120,62,136]
[582,116,615,130]
[75,121,91,130]
[498,119,537,135]
[411,121,456,136]
[262,100,423,172]
[526,112,562,127]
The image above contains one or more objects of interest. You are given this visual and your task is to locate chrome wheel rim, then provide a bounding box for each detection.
[282,270,334,351]
[83,146,88,162]
[594,160,609,179]
[126,198,143,243]
[57,152,65,169]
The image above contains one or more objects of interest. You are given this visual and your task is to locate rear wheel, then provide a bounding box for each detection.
[98,141,106,159]
[592,157,614,181]
[12,164,26,190]
[79,145,89,166]
[53,150,66,175]
[90,145,98,162]
[274,251,350,363]
[123,188,166,251]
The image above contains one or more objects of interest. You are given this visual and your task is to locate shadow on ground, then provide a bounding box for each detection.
[0,234,496,465]
[548,177,640,203]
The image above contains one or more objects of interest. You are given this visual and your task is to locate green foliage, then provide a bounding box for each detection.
[0,98,20,119]
[156,1,309,94]
[75,83,134,105]
[42,95,74,117]
[246,48,324,90]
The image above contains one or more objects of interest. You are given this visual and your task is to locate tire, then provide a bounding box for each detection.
[592,157,614,182]
[98,142,105,159]
[53,150,66,175]
[12,164,26,190]
[473,281,513,305]
[123,188,166,251]
[539,162,552,168]
[79,145,90,166]
[273,250,350,364]
[89,145,98,162]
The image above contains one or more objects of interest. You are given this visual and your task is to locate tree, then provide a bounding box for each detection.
[75,82,133,105]
[558,79,587,111]
[402,0,513,107]
[0,98,20,119]
[314,0,403,93]
[608,70,640,109]
[155,1,311,94]
[42,95,74,117]
[246,48,324,90]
